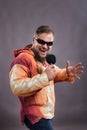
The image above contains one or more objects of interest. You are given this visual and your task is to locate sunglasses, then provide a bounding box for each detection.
[35,38,53,46]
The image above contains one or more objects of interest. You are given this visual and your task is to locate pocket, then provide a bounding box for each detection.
[35,88,48,106]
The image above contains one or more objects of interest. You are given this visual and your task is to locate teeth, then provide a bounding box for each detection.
[39,48,47,52]
[40,49,46,52]
[41,50,46,52]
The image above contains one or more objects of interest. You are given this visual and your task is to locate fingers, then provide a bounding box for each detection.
[75,74,80,79]
[74,63,84,74]
[74,62,82,68]
[45,64,56,81]
[74,62,84,79]
[66,61,84,80]
[74,63,84,70]
[75,67,84,73]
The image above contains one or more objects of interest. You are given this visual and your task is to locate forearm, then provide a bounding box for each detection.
[9,64,50,97]
[54,67,74,83]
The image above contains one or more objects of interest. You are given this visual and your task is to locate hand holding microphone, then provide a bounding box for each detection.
[45,54,84,81]
[45,54,56,81]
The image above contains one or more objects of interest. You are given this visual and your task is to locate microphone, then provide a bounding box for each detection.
[46,54,56,64]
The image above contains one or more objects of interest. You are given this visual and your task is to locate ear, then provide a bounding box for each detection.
[32,37,35,45]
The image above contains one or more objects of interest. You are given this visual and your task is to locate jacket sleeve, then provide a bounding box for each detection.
[9,64,50,97]
[54,66,74,83]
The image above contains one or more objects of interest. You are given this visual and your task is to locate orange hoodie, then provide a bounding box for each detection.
[9,45,74,124]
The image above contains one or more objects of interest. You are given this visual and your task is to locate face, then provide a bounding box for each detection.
[32,33,54,62]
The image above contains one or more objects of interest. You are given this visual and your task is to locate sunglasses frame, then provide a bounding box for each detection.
[35,38,53,46]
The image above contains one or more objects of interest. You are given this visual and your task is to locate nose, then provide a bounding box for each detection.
[42,43,48,48]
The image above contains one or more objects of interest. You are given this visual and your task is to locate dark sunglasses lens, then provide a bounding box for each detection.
[36,38,53,46]
[47,42,53,46]
[36,39,44,45]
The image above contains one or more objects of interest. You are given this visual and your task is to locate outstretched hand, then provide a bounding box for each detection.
[66,61,84,79]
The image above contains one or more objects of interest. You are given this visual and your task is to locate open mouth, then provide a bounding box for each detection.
[39,48,47,56]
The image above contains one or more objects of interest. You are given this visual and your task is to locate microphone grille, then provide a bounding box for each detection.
[46,54,56,64]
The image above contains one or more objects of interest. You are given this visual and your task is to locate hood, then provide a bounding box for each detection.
[13,44,33,57]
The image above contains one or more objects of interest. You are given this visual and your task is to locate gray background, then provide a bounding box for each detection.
[0,0,87,130]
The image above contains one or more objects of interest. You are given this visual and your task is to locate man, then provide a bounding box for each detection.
[9,25,84,130]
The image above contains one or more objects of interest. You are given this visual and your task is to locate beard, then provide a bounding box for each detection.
[31,48,46,63]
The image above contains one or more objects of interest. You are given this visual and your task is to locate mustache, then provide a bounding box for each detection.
[40,47,49,51]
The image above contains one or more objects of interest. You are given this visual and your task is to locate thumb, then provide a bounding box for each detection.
[66,60,70,68]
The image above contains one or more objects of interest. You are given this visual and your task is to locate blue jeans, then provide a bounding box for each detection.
[24,116,54,130]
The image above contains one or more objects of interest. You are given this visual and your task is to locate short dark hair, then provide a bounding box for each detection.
[36,25,54,35]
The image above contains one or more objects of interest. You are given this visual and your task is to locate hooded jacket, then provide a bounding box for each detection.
[9,45,74,124]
